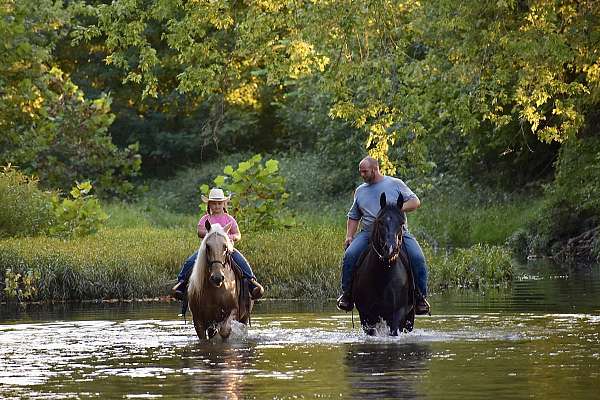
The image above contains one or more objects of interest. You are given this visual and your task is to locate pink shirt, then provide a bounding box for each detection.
[197,213,240,238]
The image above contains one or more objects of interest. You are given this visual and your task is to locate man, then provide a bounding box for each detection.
[336,156,431,315]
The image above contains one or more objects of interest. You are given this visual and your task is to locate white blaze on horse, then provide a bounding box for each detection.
[187,220,252,340]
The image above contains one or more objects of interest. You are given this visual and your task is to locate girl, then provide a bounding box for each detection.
[172,188,264,300]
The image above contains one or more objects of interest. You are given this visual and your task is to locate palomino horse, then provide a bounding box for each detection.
[187,220,252,340]
[352,192,416,336]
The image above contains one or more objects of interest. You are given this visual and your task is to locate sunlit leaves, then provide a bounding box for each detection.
[199,154,294,230]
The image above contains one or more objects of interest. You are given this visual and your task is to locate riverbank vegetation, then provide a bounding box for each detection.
[2,154,513,302]
[2,1,599,302]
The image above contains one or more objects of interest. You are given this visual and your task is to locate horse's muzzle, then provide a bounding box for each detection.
[210,273,225,287]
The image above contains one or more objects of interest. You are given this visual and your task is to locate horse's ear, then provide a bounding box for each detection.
[205,219,211,232]
[380,192,387,209]
[224,222,232,233]
[397,192,405,209]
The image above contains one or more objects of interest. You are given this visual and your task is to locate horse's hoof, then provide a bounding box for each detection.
[365,328,376,336]
[390,330,399,336]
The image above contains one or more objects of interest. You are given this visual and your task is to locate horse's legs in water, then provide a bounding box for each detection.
[360,313,378,336]
[404,309,415,333]
[389,310,402,336]
[218,310,238,339]
[193,320,207,340]
[207,323,218,339]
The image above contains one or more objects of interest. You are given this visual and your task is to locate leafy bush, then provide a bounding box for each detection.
[0,165,57,238]
[50,181,109,237]
[200,154,295,230]
[0,165,109,239]
[1,64,142,198]
[3,268,40,302]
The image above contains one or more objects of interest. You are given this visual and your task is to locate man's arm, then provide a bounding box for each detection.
[344,218,360,248]
[401,196,420,212]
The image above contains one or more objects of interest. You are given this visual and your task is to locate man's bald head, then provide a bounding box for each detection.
[359,156,379,170]
[358,156,383,184]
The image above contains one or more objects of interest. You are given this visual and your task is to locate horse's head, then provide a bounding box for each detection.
[372,192,406,264]
[203,220,234,287]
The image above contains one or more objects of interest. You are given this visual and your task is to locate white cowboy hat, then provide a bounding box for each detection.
[201,188,231,203]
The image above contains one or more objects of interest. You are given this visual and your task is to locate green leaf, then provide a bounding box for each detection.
[214,175,226,187]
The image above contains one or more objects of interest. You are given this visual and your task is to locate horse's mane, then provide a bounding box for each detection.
[187,223,234,301]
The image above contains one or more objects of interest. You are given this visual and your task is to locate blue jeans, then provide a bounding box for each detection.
[177,249,256,283]
[341,230,428,297]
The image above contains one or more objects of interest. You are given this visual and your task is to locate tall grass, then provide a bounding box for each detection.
[0,153,529,302]
[237,224,346,298]
[411,189,543,248]
[1,214,515,302]
[0,228,195,301]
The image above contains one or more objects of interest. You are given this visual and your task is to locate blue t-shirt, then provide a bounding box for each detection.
[347,176,417,231]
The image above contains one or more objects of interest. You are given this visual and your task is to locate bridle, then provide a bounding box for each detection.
[205,233,232,271]
[371,212,404,266]
[207,252,230,268]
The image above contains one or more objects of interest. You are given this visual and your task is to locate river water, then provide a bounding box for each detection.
[1,262,599,399]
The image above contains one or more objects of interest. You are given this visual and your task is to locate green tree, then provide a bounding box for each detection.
[0,0,141,196]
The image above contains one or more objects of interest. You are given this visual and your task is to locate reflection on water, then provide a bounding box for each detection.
[1,262,599,399]
[345,342,430,399]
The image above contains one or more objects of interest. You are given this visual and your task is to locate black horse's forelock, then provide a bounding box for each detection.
[373,204,405,238]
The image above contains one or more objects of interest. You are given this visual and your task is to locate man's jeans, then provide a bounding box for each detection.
[341,230,428,297]
[177,249,256,283]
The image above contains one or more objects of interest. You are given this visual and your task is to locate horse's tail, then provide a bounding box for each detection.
[187,241,208,302]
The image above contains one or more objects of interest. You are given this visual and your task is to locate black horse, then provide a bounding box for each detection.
[352,192,416,336]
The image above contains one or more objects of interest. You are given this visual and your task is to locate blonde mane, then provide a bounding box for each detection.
[187,223,234,300]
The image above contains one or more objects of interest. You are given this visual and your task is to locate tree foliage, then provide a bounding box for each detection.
[86,1,599,180]
[0,0,141,196]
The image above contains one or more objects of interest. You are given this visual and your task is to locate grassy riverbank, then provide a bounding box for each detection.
[1,153,535,303]
[0,200,516,303]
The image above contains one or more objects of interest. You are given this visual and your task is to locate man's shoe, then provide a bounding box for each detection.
[171,281,185,301]
[336,292,354,311]
[250,279,264,300]
[415,297,431,315]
